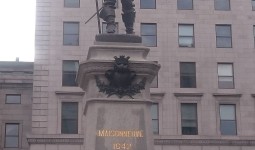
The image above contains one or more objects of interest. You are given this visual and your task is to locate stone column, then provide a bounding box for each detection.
[77,34,160,150]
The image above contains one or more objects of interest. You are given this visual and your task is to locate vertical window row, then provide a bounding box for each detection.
[61,102,79,134]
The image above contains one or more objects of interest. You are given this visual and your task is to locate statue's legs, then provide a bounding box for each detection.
[121,0,136,34]
[99,0,116,33]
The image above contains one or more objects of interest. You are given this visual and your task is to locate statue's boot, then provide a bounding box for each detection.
[99,1,116,33]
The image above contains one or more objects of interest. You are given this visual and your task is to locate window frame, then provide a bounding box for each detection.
[141,23,157,47]
[217,63,234,89]
[177,0,193,10]
[252,0,255,10]
[5,94,21,104]
[63,22,80,46]
[4,123,20,148]
[140,0,156,9]
[215,24,232,48]
[180,62,196,88]
[62,60,79,87]
[178,24,195,47]
[61,102,79,134]
[180,103,198,135]
[214,0,230,11]
[219,104,237,135]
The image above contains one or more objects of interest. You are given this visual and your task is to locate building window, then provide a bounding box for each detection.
[181,103,198,135]
[62,60,79,86]
[141,0,156,9]
[63,22,79,46]
[150,74,158,88]
[214,0,230,10]
[252,0,255,10]
[102,22,119,34]
[5,123,19,148]
[151,103,159,134]
[177,0,193,10]
[178,24,194,47]
[180,62,196,88]
[216,25,232,48]
[64,0,80,8]
[61,102,78,134]
[141,23,157,47]
[220,104,237,135]
[218,63,234,89]
[6,94,21,104]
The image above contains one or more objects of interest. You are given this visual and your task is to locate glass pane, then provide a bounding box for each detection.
[182,120,197,127]
[63,35,79,45]
[6,95,21,104]
[179,37,194,47]
[141,24,156,35]
[220,120,237,135]
[216,25,231,36]
[63,61,79,72]
[6,124,19,136]
[152,120,159,134]
[218,64,233,76]
[215,0,230,10]
[182,127,197,135]
[5,137,19,148]
[61,119,78,134]
[63,73,77,86]
[64,0,80,8]
[64,23,79,34]
[218,80,234,89]
[179,25,193,36]
[62,102,78,119]
[140,0,155,9]
[253,26,255,35]
[142,36,157,47]
[177,0,193,10]
[216,37,232,48]
[181,103,197,120]
[62,102,78,134]
[180,62,196,74]
[180,76,196,88]
[220,105,235,120]
[151,104,158,119]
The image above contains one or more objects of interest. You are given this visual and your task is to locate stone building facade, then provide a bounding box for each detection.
[0,61,33,150]
[30,0,255,150]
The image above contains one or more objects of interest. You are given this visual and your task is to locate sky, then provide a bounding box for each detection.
[0,0,35,62]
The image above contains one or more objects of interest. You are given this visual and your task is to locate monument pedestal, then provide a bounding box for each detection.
[77,34,160,150]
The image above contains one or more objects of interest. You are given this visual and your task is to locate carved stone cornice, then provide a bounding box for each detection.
[154,139,255,146]
[27,138,83,145]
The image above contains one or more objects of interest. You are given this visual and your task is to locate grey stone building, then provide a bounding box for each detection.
[0,61,33,150]
[7,0,255,150]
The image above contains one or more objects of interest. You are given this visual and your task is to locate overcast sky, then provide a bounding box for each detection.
[0,0,35,62]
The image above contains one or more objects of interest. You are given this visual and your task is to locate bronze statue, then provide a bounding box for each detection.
[99,0,136,34]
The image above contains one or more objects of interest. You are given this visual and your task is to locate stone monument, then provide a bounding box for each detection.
[77,34,160,150]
